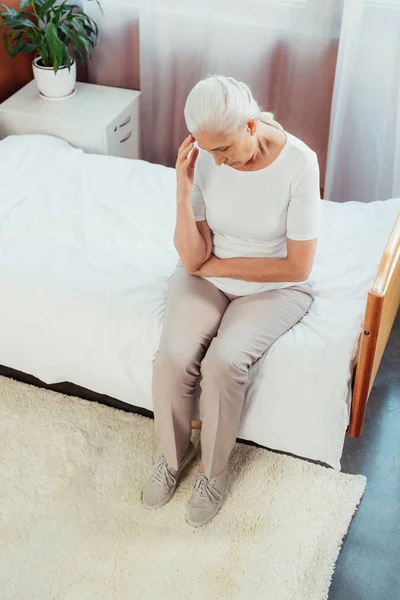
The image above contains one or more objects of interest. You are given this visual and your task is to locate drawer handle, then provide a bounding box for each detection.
[119,115,131,128]
[120,131,132,143]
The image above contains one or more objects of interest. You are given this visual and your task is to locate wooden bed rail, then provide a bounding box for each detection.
[348,213,400,438]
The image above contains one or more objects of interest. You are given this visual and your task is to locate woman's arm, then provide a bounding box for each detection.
[173,135,211,273]
[194,154,321,282]
[174,207,212,273]
[193,238,317,281]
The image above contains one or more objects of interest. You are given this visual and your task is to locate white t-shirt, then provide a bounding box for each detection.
[190,130,321,296]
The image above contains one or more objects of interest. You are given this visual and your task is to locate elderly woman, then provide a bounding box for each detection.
[142,75,320,527]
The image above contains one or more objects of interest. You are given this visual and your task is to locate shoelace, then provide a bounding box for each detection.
[190,474,221,507]
[151,456,177,490]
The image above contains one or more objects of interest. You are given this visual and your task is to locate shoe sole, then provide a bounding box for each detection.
[186,502,223,528]
[143,443,198,510]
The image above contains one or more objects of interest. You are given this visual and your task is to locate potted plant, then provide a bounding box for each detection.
[0,0,99,99]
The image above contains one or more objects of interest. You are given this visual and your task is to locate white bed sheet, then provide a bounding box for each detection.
[0,134,399,469]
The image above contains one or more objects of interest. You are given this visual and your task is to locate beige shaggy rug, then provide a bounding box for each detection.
[0,375,366,600]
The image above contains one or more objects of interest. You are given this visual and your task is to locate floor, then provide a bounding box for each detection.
[328,312,400,600]
[0,315,399,599]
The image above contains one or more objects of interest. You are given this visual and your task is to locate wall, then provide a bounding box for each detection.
[0,0,33,103]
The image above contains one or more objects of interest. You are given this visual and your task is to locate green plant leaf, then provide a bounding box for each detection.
[35,0,57,19]
[73,36,90,64]
[2,28,36,57]
[21,41,40,52]
[19,0,32,11]
[1,0,98,66]
[71,17,94,51]
[1,13,36,29]
[71,45,84,65]
[7,30,27,55]
[39,40,50,65]
[45,21,63,71]
[0,4,19,18]
[3,30,16,56]
[75,12,98,37]
[53,1,80,20]
[61,44,73,70]
[58,23,84,64]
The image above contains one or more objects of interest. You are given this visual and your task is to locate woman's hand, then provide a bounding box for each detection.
[176,134,199,201]
[192,255,222,278]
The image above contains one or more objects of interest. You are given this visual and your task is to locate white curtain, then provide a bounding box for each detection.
[83,0,141,91]
[139,0,343,180]
[85,0,400,202]
[325,0,400,202]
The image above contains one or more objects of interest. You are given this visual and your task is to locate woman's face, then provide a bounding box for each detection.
[194,120,257,168]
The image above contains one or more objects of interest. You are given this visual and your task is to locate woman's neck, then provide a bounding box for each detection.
[257,122,285,157]
[239,122,287,171]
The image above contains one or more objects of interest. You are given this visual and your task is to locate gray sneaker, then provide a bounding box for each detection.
[142,441,198,509]
[186,470,227,527]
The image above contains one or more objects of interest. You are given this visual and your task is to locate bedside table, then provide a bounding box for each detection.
[0,80,141,159]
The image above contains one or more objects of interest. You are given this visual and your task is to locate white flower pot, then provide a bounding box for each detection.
[32,57,76,99]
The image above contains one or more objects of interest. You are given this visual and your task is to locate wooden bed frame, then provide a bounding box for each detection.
[347,213,400,437]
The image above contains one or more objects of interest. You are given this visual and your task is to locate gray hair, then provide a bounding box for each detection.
[184,75,283,135]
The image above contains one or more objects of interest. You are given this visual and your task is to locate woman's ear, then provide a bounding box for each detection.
[247,118,257,136]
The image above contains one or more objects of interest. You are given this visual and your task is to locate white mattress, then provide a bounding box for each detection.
[0,134,399,469]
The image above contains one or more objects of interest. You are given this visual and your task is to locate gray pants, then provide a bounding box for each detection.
[152,265,313,479]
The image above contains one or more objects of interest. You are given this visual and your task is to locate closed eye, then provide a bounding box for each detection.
[204,145,230,152]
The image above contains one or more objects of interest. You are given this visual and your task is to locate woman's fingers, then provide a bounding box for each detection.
[177,135,193,156]
[178,134,194,151]
[182,145,198,169]
[187,146,199,169]
[177,144,195,168]
[177,135,195,165]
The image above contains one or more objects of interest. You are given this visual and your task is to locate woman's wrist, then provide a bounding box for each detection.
[177,192,191,205]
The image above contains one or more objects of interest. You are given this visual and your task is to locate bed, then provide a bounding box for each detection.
[0,134,399,469]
